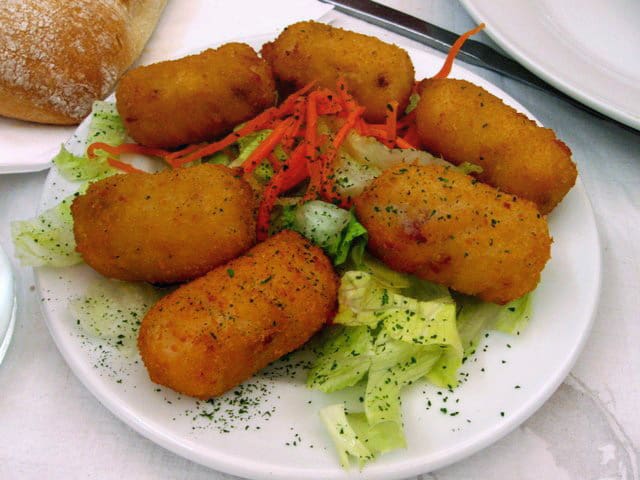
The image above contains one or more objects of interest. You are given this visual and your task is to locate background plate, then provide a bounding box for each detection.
[35,37,601,479]
[460,0,640,130]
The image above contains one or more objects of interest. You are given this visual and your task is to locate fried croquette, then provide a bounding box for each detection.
[415,78,577,214]
[354,164,551,304]
[137,230,338,398]
[261,21,415,123]
[71,163,256,284]
[116,43,276,149]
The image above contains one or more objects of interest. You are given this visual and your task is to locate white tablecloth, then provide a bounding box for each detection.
[1,1,638,478]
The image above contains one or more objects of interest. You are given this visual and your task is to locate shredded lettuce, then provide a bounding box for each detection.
[54,101,127,182]
[53,145,117,182]
[319,404,373,468]
[309,267,462,467]
[405,92,421,114]
[274,200,367,266]
[11,194,82,267]
[70,278,164,354]
[330,131,451,198]
[307,325,372,393]
[455,293,531,356]
[310,255,532,468]
[86,101,126,147]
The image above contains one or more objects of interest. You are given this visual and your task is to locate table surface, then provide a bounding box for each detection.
[1,1,639,479]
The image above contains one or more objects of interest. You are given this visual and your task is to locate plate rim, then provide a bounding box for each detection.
[34,34,602,479]
[0,244,16,365]
[459,0,640,130]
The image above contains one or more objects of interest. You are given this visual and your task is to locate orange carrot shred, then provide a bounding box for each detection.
[395,137,416,149]
[385,101,398,141]
[277,81,317,115]
[107,157,146,174]
[87,142,169,160]
[165,143,205,161]
[256,144,308,240]
[242,117,295,174]
[332,106,365,149]
[433,23,485,79]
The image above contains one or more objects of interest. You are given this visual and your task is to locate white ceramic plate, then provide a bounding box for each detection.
[35,37,601,479]
[0,244,16,364]
[460,0,640,130]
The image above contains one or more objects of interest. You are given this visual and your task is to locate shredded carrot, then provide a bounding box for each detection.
[385,101,398,141]
[315,88,342,115]
[256,144,309,240]
[276,81,317,116]
[433,23,485,79]
[165,143,205,161]
[107,157,146,174]
[282,97,306,150]
[332,106,365,149]
[87,142,169,160]
[241,118,295,174]
[336,77,358,115]
[172,83,316,167]
[395,137,416,149]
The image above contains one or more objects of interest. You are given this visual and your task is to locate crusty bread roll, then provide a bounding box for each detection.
[0,0,167,125]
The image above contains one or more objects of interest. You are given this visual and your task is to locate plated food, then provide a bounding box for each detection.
[139,230,338,399]
[355,164,551,304]
[261,21,414,123]
[116,43,277,148]
[72,163,257,284]
[416,78,577,214]
[13,22,598,479]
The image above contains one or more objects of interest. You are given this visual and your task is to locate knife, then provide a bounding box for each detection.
[320,0,635,130]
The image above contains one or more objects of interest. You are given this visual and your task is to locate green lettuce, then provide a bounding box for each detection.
[311,255,533,468]
[319,404,373,468]
[309,268,462,467]
[53,145,117,182]
[228,129,284,183]
[405,92,421,114]
[54,101,127,182]
[275,200,367,266]
[455,292,531,356]
[11,194,82,267]
[86,101,126,147]
[307,325,372,393]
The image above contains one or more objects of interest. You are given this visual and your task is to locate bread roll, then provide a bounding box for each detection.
[0,0,167,125]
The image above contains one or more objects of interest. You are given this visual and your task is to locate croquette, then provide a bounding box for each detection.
[261,21,415,123]
[415,78,577,214]
[116,43,276,149]
[354,164,552,304]
[137,230,338,398]
[71,163,256,284]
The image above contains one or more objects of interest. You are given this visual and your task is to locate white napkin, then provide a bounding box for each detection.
[0,0,333,174]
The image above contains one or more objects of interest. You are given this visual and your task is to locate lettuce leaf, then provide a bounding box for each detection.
[54,101,127,182]
[319,404,374,468]
[53,145,117,182]
[307,325,372,393]
[309,267,463,467]
[11,194,82,267]
[86,101,126,147]
[455,292,531,356]
[274,200,367,266]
